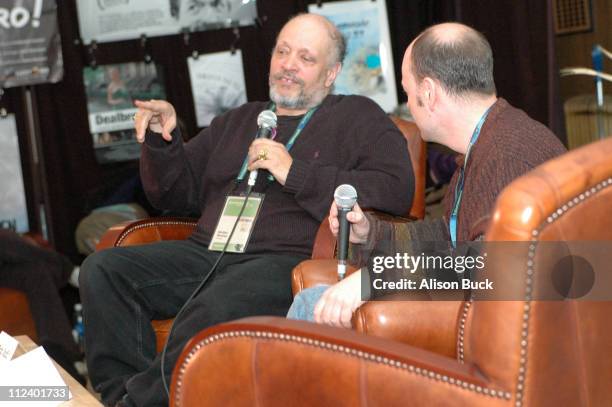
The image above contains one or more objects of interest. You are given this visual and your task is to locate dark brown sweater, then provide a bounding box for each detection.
[352,98,567,296]
[444,98,566,241]
[140,94,414,256]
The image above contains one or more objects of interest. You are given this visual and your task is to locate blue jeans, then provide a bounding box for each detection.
[286,285,330,321]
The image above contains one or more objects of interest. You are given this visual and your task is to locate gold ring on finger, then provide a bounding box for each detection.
[258,149,268,161]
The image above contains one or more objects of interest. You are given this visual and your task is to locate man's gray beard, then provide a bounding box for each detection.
[269,84,329,111]
[270,85,310,110]
[269,86,310,110]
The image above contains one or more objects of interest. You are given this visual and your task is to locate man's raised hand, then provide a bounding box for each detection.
[133,99,177,143]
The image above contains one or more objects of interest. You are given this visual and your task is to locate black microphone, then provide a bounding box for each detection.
[334,184,358,280]
[248,110,277,187]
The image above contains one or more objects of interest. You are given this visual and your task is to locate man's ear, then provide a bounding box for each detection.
[325,63,342,88]
[421,77,437,111]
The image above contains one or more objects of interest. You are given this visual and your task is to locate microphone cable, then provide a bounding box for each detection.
[160,184,255,397]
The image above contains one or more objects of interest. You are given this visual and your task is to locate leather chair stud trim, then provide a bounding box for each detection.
[453,177,611,407]
[114,219,197,246]
[514,177,612,407]
[173,330,513,404]
[457,300,472,364]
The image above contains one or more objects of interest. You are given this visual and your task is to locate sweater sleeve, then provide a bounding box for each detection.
[347,212,393,267]
[367,217,451,299]
[283,100,414,221]
[140,122,217,215]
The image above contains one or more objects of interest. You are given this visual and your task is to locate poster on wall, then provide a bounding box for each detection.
[188,50,247,128]
[0,0,63,88]
[0,114,29,233]
[177,0,258,32]
[309,0,397,113]
[83,62,166,163]
[76,0,258,44]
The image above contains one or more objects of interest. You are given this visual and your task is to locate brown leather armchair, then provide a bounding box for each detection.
[0,233,56,342]
[291,119,442,354]
[0,288,37,341]
[95,117,425,352]
[169,137,612,406]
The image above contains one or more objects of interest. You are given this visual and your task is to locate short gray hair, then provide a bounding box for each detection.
[411,24,496,96]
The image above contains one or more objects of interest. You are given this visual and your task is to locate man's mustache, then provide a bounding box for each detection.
[272,71,304,85]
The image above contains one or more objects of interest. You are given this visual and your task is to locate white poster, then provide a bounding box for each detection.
[188,50,247,128]
[309,0,398,112]
[178,0,258,32]
[77,0,258,45]
[0,114,29,233]
[83,62,166,163]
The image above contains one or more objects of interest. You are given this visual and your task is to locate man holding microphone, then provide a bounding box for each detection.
[79,13,413,407]
[288,22,565,327]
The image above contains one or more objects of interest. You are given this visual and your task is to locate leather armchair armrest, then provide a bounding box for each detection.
[170,317,510,407]
[291,260,461,356]
[96,217,198,250]
[352,300,463,358]
[291,259,358,295]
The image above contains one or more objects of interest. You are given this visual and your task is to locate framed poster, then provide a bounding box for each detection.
[0,0,63,88]
[309,0,398,112]
[83,62,166,163]
[188,50,247,127]
[177,0,258,32]
[0,114,29,232]
[77,0,258,44]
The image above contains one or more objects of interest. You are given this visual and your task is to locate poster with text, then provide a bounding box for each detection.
[309,0,397,112]
[77,0,257,44]
[0,0,63,88]
[83,62,166,163]
[177,0,257,32]
[188,50,247,127]
[0,115,29,233]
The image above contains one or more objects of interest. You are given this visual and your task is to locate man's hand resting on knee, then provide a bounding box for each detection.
[313,270,364,328]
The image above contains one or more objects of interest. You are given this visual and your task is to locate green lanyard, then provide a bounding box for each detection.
[449,106,492,247]
[235,103,318,183]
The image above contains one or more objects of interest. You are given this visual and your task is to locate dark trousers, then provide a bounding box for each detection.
[0,230,79,361]
[79,239,306,407]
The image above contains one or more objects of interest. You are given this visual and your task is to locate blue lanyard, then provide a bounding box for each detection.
[449,106,492,247]
[235,103,318,182]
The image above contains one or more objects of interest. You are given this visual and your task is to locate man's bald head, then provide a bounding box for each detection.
[409,22,496,97]
[278,13,346,67]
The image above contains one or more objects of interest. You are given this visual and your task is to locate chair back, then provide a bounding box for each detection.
[389,116,426,220]
[310,118,426,259]
[463,137,612,407]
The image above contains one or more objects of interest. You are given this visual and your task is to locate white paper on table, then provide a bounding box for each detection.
[0,332,18,363]
[0,346,72,406]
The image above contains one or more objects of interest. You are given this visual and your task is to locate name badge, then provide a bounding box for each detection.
[208,193,264,253]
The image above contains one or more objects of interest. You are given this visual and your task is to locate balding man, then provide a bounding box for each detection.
[288,22,566,327]
[79,13,413,407]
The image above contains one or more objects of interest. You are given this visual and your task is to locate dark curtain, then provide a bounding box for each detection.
[1,0,563,257]
[451,0,566,142]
